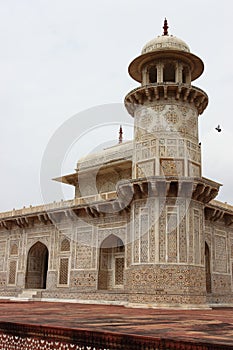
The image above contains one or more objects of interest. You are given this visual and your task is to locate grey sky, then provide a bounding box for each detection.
[0,0,232,211]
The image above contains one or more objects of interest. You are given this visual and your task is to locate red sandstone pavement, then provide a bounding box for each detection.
[0,300,233,347]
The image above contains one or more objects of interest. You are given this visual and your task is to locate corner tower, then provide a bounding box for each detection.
[123,20,220,308]
[125,19,208,179]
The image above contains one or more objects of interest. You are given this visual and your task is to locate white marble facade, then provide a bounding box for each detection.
[0,21,233,308]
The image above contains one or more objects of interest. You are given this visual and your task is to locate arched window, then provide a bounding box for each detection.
[182,69,186,83]
[10,243,18,256]
[149,66,157,83]
[182,66,189,83]
[182,66,191,84]
[61,238,70,252]
[164,63,176,82]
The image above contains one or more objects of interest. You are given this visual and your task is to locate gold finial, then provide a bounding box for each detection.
[163,18,169,36]
[119,125,123,144]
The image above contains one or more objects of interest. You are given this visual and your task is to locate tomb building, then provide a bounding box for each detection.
[0,20,232,308]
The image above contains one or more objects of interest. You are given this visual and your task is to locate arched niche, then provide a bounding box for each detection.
[163,62,176,82]
[61,238,70,252]
[25,242,49,289]
[148,66,157,83]
[98,234,125,290]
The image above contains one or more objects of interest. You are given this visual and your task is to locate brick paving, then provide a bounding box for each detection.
[0,300,232,347]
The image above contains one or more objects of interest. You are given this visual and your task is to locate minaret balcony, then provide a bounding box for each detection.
[124,83,208,116]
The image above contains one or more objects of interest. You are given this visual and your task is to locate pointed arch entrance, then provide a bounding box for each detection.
[98,234,125,290]
[25,242,48,289]
[205,242,211,294]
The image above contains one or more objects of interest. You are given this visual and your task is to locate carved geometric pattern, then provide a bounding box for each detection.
[149,203,156,263]
[167,146,177,157]
[136,160,155,178]
[151,104,165,113]
[0,241,6,269]
[177,105,189,116]
[215,234,227,273]
[10,243,18,256]
[61,238,70,252]
[160,158,184,176]
[0,334,102,350]
[186,141,201,163]
[165,110,179,124]
[8,260,17,285]
[178,201,187,263]
[140,235,148,263]
[189,161,201,177]
[59,258,69,285]
[0,258,4,272]
[140,212,149,263]
[133,236,140,264]
[132,203,139,263]
[159,202,166,262]
[127,265,206,302]
[193,209,200,265]
[76,245,92,270]
[166,210,178,263]
[159,145,166,157]
[115,257,124,285]
[135,139,157,164]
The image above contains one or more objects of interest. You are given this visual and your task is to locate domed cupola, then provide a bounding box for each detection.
[128,18,204,85]
[141,33,190,54]
[125,19,208,117]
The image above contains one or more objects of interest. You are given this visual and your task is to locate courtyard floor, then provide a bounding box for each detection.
[0,300,232,348]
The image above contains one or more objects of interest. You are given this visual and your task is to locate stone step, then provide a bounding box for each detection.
[12,289,41,301]
[20,290,38,297]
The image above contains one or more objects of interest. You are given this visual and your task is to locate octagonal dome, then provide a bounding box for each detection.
[142,35,190,55]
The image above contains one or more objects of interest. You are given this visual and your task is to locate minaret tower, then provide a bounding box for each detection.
[123,20,220,307]
[125,19,207,179]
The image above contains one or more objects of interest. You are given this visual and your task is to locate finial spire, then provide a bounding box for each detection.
[119,125,123,144]
[163,18,169,36]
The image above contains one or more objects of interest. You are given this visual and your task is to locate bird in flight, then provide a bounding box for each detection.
[215,125,221,132]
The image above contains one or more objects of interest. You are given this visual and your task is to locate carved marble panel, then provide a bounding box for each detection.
[136,160,155,178]
[160,158,184,176]
[193,209,201,265]
[215,232,227,273]
[166,211,178,263]
[189,161,201,177]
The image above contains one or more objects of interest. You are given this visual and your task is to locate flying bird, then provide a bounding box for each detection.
[215,125,221,132]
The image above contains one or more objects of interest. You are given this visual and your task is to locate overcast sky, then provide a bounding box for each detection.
[0,0,232,211]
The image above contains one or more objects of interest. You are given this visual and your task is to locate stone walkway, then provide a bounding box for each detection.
[0,300,232,348]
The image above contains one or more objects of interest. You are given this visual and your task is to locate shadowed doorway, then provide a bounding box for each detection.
[25,242,48,289]
[98,234,125,290]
